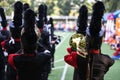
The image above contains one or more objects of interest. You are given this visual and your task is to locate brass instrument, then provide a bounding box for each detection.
[69,33,87,58]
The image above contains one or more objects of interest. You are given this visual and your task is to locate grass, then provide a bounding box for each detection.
[48,31,120,80]
[102,44,120,80]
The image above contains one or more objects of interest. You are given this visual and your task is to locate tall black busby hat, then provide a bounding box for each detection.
[36,4,44,29]
[77,5,88,36]
[10,1,23,39]
[21,9,37,53]
[38,4,44,19]
[89,1,105,37]
[48,17,53,27]
[44,4,48,24]
[23,3,30,12]
[23,8,35,30]
[69,5,88,57]
[13,1,23,28]
[0,7,7,28]
[86,1,105,50]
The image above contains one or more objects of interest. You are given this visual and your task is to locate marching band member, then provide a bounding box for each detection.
[86,1,114,80]
[8,8,51,80]
[36,4,52,80]
[48,17,61,68]
[1,1,23,80]
[64,1,114,80]
[0,7,10,80]
[64,5,88,80]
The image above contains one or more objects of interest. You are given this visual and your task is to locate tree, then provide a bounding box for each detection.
[0,1,12,16]
[109,0,120,12]
[57,0,72,15]
[103,0,120,12]
[46,0,55,15]
[7,0,15,4]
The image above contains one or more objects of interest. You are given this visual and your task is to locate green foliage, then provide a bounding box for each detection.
[7,0,15,4]
[73,0,88,6]
[2,0,120,16]
[109,0,120,12]
[6,6,13,16]
[57,0,72,15]
[84,1,93,14]
[0,1,12,16]
[46,1,55,15]
[0,1,9,7]
[61,0,71,15]
[103,0,120,12]
[22,0,30,3]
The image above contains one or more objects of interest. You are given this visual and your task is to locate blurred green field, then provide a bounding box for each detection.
[48,31,120,80]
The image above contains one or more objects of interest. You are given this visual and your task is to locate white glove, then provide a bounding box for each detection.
[44,50,50,54]
[9,37,15,44]
[4,51,8,57]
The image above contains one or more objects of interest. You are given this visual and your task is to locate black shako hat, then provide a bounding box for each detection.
[77,5,88,36]
[36,4,44,29]
[23,3,30,12]
[86,1,105,50]
[10,1,23,39]
[0,7,8,28]
[21,9,37,54]
[89,1,105,37]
